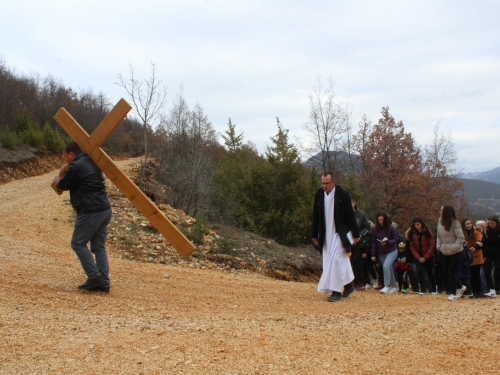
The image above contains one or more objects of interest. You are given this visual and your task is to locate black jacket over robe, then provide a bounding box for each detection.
[312,184,360,251]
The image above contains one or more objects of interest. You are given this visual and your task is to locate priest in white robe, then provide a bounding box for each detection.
[312,173,361,302]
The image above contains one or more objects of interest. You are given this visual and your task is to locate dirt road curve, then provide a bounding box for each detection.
[0,159,499,374]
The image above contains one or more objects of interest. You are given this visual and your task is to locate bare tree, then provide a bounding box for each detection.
[117,62,167,187]
[343,106,357,174]
[351,115,372,175]
[153,93,218,216]
[302,77,350,179]
[423,122,458,178]
[422,122,465,223]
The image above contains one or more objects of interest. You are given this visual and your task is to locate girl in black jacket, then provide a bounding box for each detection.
[482,215,500,297]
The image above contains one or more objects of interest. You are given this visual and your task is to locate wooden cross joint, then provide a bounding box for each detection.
[53,98,195,258]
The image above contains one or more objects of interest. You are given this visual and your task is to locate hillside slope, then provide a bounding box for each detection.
[459,178,500,215]
[0,159,499,373]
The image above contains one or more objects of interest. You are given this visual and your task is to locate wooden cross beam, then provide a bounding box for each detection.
[53,98,195,258]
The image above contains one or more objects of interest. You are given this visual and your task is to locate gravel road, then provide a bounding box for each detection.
[1,159,499,374]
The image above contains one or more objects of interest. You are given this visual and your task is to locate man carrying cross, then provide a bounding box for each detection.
[53,142,111,293]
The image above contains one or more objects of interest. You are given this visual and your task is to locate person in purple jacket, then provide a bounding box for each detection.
[371,211,399,294]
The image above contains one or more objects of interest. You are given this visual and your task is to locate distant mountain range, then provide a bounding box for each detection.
[458,167,500,185]
[457,167,500,215]
[303,151,358,171]
[458,178,500,217]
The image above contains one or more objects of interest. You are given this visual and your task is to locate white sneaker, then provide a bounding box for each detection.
[447,294,457,301]
[456,285,467,299]
[372,280,379,289]
[388,287,398,294]
[484,289,497,297]
[364,283,372,290]
[380,286,390,294]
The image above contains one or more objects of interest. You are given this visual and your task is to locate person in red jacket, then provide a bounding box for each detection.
[409,217,437,294]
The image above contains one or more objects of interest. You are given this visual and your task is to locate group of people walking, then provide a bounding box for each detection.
[312,172,500,302]
[351,205,500,301]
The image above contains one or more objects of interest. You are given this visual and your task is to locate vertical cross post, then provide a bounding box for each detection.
[54,99,195,258]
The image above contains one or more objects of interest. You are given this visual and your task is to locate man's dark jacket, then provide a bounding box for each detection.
[56,153,110,214]
[353,206,371,254]
[312,184,360,251]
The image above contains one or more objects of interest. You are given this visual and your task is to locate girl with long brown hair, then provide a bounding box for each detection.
[461,218,484,298]
[409,217,436,294]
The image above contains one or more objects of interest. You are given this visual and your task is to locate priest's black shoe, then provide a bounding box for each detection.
[327,292,341,302]
[78,276,104,290]
[341,284,355,298]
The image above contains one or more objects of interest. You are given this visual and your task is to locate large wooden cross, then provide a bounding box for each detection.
[53,98,195,258]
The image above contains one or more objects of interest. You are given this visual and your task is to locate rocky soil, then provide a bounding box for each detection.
[1,154,500,374]
[0,147,62,184]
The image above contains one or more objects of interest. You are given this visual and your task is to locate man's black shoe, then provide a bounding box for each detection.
[327,292,342,302]
[342,284,355,298]
[78,276,104,290]
[86,285,110,293]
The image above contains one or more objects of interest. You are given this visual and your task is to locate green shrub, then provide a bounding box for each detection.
[19,123,43,147]
[42,123,65,152]
[215,230,238,254]
[0,129,20,150]
[14,108,32,133]
[180,214,209,246]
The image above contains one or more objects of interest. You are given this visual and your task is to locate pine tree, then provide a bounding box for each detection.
[221,118,244,152]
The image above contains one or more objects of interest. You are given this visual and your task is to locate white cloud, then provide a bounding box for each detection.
[1,0,500,173]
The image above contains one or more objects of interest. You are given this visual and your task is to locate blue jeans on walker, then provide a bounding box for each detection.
[379,249,398,287]
[71,209,112,286]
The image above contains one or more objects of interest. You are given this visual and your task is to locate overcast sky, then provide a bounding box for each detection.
[1,0,499,173]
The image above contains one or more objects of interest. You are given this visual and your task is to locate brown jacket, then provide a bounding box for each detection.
[409,228,435,261]
[465,228,484,266]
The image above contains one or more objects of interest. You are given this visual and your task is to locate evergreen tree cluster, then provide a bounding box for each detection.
[213,118,317,245]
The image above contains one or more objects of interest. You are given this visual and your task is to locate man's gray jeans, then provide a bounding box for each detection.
[71,209,112,286]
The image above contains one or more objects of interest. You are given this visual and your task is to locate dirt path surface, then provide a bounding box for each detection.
[1,159,499,374]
